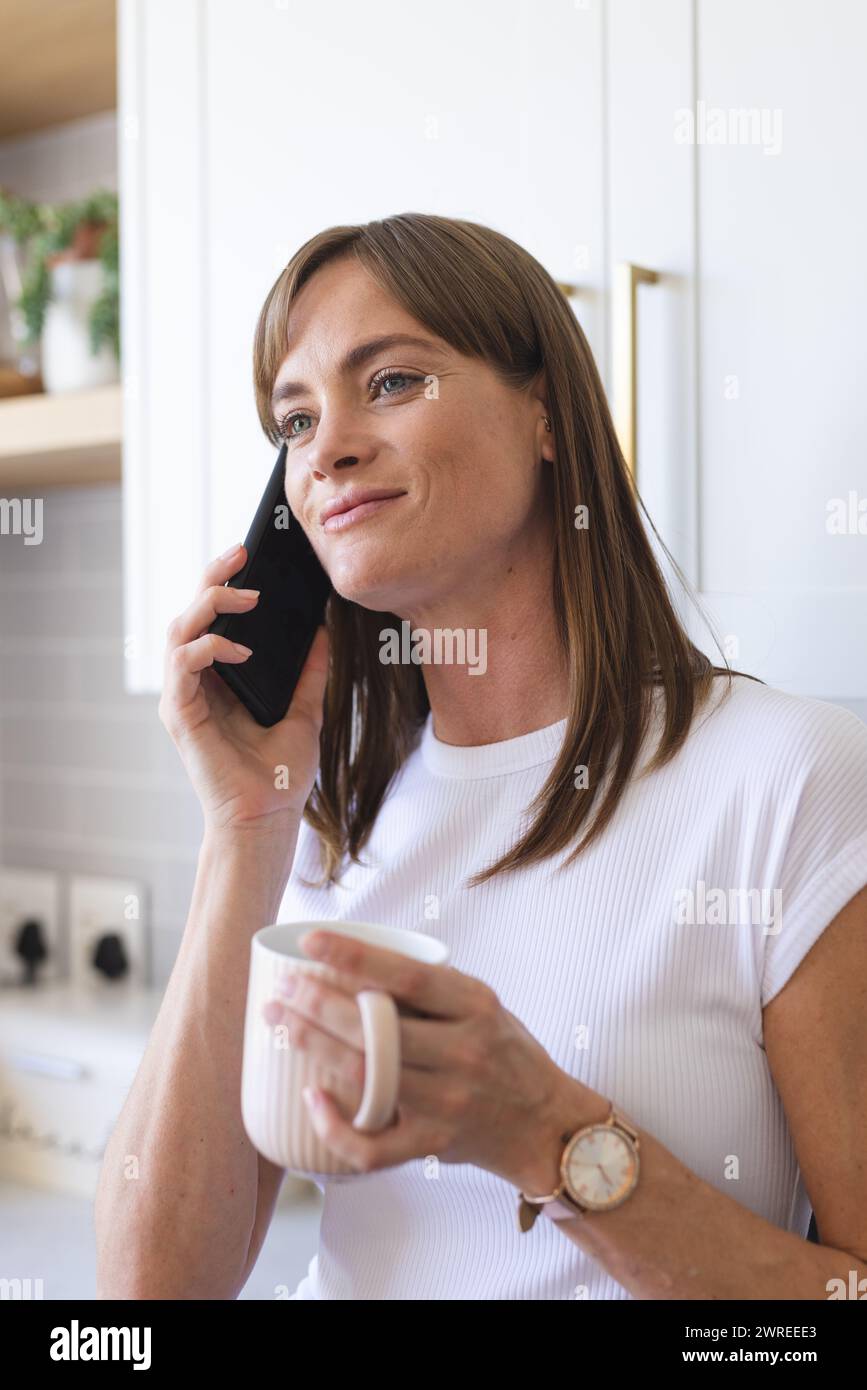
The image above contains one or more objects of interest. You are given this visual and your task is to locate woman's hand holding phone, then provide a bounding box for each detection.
[158,543,329,838]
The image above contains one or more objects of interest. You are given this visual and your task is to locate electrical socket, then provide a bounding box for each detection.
[0,867,62,986]
[69,874,148,989]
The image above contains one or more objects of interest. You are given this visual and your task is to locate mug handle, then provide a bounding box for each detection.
[351,989,401,1132]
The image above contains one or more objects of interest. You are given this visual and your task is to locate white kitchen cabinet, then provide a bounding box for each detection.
[608,0,867,698]
[120,0,865,700]
[118,0,606,693]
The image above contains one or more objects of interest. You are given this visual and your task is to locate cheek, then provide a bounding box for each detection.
[284,462,304,505]
[414,422,488,508]
[431,430,527,521]
[435,404,512,489]
[284,478,314,539]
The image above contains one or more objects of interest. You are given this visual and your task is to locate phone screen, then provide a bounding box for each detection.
[209,443,332,726]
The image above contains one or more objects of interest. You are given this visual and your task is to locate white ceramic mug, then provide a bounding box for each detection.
[241,919,450,1178]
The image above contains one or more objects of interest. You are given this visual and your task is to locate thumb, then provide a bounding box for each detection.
[286,624,330,729]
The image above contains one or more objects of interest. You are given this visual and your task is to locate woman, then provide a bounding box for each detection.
[95,213,867,1300]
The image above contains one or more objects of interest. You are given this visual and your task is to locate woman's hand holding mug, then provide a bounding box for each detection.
[248,922,595,1194]
[158,543,329,838]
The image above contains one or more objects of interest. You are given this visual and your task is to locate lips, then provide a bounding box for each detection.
[319,488,406,527]
[322,493,406,534]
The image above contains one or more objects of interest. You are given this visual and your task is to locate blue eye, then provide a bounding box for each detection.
[275,369,421,443]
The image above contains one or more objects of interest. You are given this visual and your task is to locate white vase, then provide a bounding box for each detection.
[41,258,119,394]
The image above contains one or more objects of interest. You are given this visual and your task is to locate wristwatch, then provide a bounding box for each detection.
[516,1101,641,1231]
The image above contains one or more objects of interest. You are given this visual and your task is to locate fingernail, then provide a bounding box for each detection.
[219,542,242,559]
[302,1086,320,1109]
[279,975,297,997]
[235,588,260,598]
[232,642,253,656]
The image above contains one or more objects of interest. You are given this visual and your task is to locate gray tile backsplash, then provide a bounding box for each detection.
[0,484,198,987]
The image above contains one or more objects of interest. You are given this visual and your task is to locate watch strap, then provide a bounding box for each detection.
[516,1101,641,1231]
[543,1195,586,1222]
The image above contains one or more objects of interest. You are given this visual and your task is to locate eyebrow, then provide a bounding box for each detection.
[270,333,448,412]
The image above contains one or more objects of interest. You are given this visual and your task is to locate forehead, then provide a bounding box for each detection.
[282,257,411,357]
[270,260,451,406]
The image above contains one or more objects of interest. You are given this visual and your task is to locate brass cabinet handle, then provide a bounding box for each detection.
[612,262,659,485]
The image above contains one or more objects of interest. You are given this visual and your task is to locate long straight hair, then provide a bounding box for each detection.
[253,212,757,889]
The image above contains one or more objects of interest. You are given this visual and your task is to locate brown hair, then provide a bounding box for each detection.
[252,212,758,889]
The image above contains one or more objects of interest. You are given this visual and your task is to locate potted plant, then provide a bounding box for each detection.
[0,185,44,385]
[0,187,119,394]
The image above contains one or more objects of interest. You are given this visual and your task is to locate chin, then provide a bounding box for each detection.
[327,556,408,611]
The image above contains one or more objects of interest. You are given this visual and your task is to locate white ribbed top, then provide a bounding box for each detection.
[277,675,867,1300]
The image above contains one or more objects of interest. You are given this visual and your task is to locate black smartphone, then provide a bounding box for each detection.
[208,442,332,727]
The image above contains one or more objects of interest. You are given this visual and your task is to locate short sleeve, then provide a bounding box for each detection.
[761,701,867,1008]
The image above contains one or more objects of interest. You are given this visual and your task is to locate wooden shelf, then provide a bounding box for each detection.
[0,0,116,140]
[0,383,122,487]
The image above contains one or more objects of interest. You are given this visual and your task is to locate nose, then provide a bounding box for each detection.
[285,455,360,528]
[285,404,380,526]
[307,411,383,494]
[303,400,379,482]
[311,452,360,478]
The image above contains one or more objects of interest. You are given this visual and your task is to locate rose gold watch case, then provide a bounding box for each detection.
[555,1107,641,1217]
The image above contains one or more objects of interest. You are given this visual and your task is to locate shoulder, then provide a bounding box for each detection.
[668,676,867,1008]
[714,681,867,1007]
[687,674,867,792]
[692,671,864,741]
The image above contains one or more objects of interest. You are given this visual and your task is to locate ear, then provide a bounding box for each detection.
[529,374,554,462]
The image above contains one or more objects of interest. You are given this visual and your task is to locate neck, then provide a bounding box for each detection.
[404,551,570,749]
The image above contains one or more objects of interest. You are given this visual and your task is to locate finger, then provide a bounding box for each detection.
[269,973,363,1048]
[196,542,248,595]
[297,930,483,1020]
[265,1004,362,1088]
[269,1001,469,1127]
[269,970,420,1049]
[280,624,329,730]
[268,975,466,1072]
[302,1086,438,1172]
[168,582,260,652]
[166,631,253,712]
[199,664,239,718]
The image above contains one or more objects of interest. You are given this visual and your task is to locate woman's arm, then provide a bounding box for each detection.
[93,540,329,1299]
[512,883,867,1299]
[94,825,298,1299]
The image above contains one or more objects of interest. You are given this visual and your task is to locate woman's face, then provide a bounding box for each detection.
[270,255,554,618]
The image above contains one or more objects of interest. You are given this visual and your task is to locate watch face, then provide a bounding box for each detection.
[563,1125,638,1210]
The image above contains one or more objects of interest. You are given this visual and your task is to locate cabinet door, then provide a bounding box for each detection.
[609,0,867,699]
[119,0,606,693]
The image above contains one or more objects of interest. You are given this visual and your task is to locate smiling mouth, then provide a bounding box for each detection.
[322,494,406,533]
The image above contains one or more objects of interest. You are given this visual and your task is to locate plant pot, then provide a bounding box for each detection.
[41,258,119,394]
